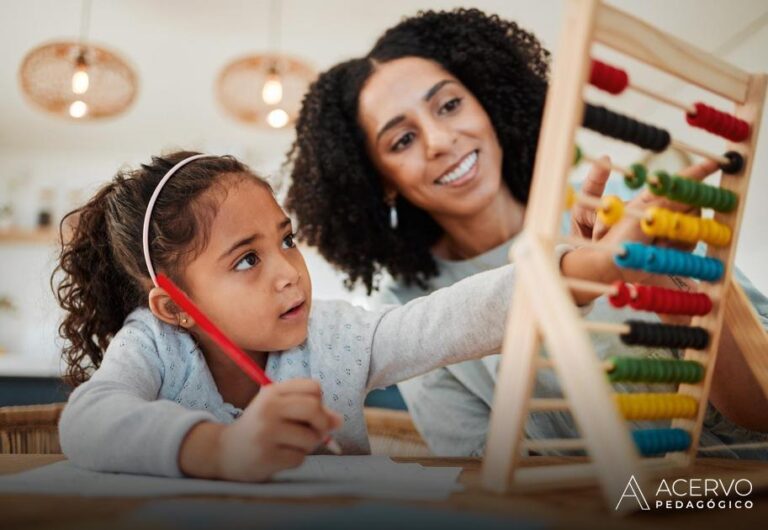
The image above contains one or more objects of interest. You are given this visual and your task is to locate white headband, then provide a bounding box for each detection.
[142,154,215,287]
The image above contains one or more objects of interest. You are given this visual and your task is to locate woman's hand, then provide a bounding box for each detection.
[568,156,719,285]
[179,378,342,482]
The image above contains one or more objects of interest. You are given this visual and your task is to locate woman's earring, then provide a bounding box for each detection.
[388,197,398,230]
[180,316,188,326]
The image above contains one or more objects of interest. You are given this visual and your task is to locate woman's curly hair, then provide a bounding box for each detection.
[51,152,261,387]
[286,8,550,293]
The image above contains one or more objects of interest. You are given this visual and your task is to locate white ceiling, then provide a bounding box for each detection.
[2,0,767,164]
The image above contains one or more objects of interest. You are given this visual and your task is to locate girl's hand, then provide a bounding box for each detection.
[179,378,342,482]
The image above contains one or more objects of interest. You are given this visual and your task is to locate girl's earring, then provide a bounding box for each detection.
[388,197,398,230]
[180,316,189,326]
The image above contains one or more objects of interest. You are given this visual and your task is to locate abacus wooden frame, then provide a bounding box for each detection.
[481,0,768,512]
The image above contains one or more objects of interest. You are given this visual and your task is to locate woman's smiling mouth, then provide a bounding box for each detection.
[434,150,479,186]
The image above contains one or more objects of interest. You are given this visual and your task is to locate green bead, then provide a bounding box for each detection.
[673,177,695,204]
[698,185,714,208]
[573,145,583,166]
[648,170,670,196]
[607,357,704,383]
[719,189,738,212]
[711,189,726,211]
[626,163,646,189]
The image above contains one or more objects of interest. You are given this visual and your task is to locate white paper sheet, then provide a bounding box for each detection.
[0,456,463,501]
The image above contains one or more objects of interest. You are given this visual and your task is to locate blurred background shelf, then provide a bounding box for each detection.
[0,228,57,245]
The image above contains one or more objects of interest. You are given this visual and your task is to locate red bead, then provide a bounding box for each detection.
[630,285,654,310]
[589,59,628,95]
[609,281,631,308]
[687,102,750,142]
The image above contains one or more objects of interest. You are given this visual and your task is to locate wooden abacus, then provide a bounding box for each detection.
[481,0,768,513]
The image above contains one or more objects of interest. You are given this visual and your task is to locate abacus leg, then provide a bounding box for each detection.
[724,277,768,400]
[482,267,542,492]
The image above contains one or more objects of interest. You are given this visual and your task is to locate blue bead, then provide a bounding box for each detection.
[633,428,691,456]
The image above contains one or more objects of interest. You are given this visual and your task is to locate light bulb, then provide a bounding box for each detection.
[69,100,88,118]
[72,68,90,94]
[262,73,283,105]
[266,108,289,128]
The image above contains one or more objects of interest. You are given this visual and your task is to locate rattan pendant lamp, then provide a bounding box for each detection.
[18,0,138,121]
[216,0,315,129]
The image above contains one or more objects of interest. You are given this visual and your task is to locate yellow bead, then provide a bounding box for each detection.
[598,195,624,226]
[615,393,698,420]
[565,186,576,210]
[641,206,668,237]
[671,213,699,243]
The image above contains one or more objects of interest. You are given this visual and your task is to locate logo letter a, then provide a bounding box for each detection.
[615,475,650,511]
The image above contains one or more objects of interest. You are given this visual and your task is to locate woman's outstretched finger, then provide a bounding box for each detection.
[571,156,612,238]
[581,156,612,198]
[677,159,720,181]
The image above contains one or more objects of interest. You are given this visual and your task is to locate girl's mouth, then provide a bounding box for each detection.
[280,300,306,320]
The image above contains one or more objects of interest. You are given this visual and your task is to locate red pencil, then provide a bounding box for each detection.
[157,273,342,455]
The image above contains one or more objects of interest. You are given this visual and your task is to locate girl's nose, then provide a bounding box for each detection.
[273,254,301,291]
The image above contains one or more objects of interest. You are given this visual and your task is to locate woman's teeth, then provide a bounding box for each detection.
[436,151,478,185]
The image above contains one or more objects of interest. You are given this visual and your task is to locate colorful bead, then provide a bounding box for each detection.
[607,356,704,383]
[625,163,646,190]
[614,243,724,282]
[648,171,671,196]
[565,186,576,210]
[589,59,629,95]
[640,206,731,247]
[621,320,709,350]
[583,104,671,152]
[608,281,631,308]
[633,428,691,456]
[598,195,624,226]
[615,393,698,420]
[573,145,583,166]
[686,102,750,142]
[626,285,712,315]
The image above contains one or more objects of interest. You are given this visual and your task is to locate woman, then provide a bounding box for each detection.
[286,9,768,456]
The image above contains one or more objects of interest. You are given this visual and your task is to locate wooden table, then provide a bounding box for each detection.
[1,455,767,529]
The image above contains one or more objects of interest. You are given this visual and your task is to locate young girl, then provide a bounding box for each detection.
[53,151,651,482]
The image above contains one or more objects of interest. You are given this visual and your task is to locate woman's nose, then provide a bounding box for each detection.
[423,120,457,159]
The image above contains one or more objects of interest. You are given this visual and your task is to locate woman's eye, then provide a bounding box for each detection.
[439,97,462,114]
[392,132,415,152]
[234,252,260,271]
[282,233,297,249]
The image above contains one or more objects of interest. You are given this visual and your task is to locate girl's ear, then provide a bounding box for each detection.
[148,287,195,329]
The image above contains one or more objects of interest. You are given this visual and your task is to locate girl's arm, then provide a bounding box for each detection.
[59,333,217,477]
[367,263,517,390]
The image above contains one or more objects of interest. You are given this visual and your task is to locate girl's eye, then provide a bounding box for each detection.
[391,132,415,152]
[282,233,297,249]
[439,97,462,114]
[234,252,260,271]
